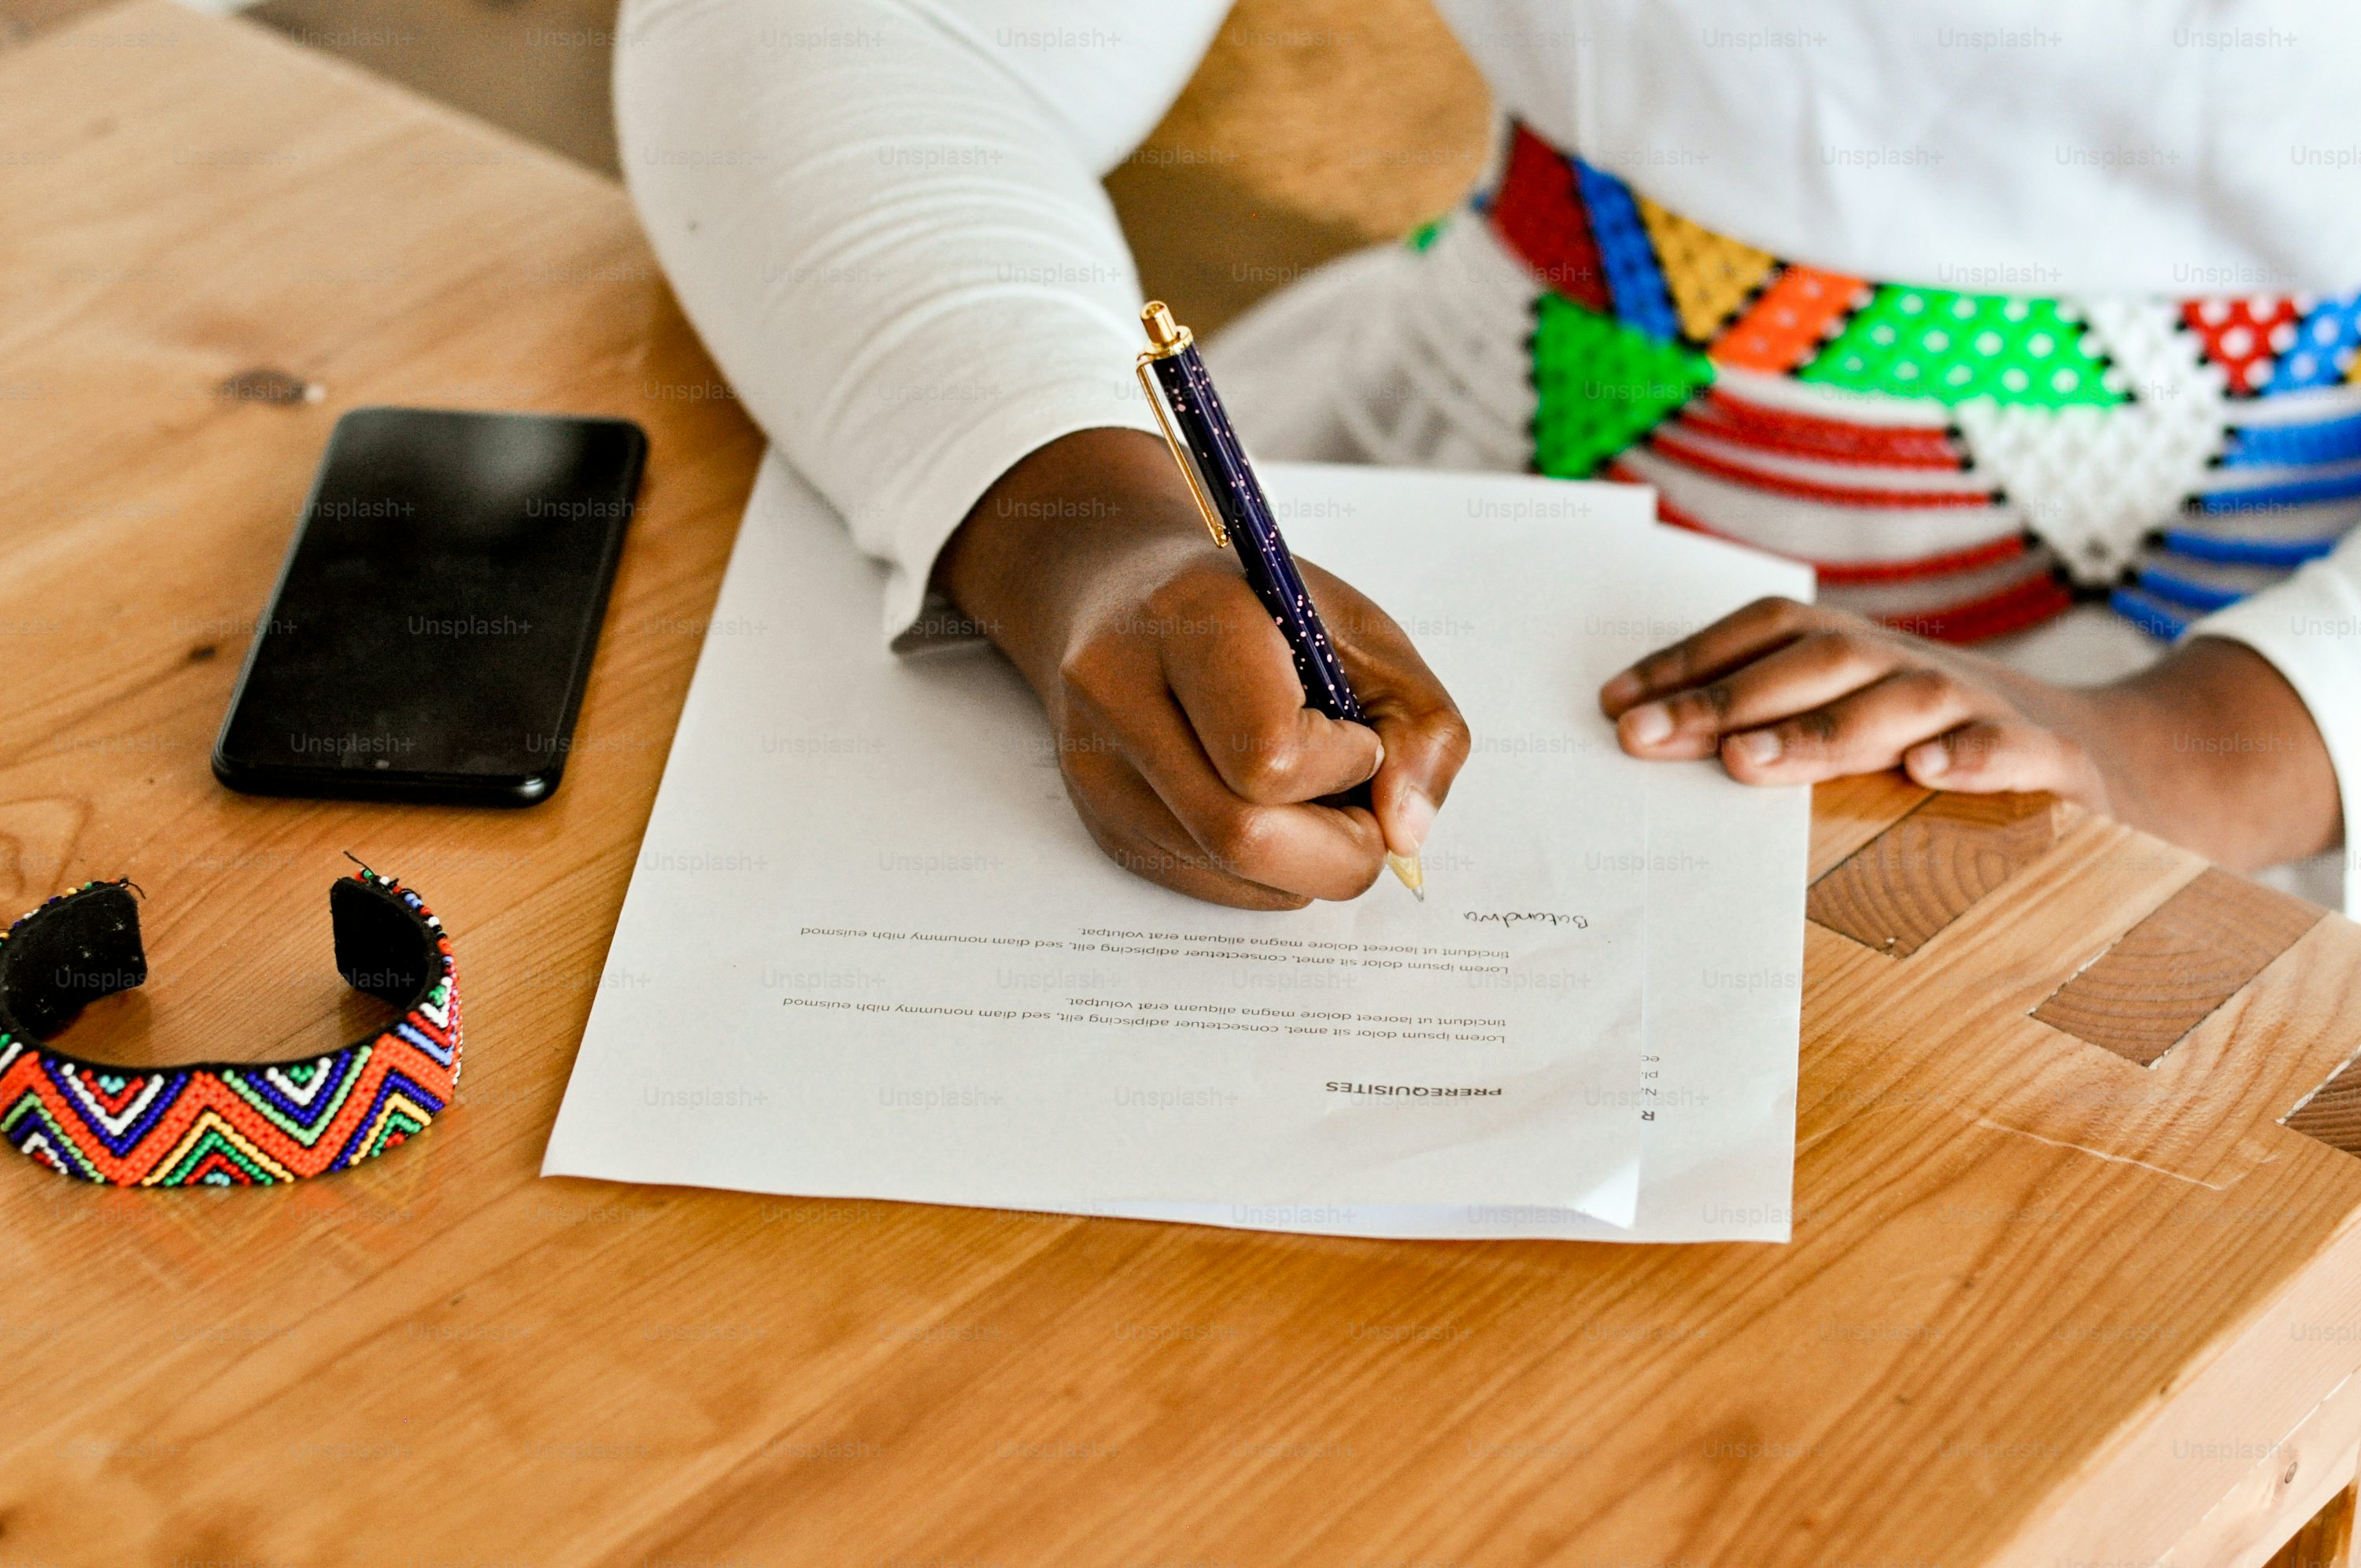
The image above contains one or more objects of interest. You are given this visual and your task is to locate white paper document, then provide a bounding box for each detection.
[1094,466,1816,1242]
[1129,479,1815,1241]
[545,456,1811,1240]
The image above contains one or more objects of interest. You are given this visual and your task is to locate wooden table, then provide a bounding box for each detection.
[6,6,2361,1562]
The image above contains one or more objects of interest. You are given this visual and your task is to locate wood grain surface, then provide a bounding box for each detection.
[2035,866,2326,1068]
[2287,1058,2361,1158]
[1805,789,2061,957]
[5,9,2361,1566]
[1106,0,1493,332]
[2270,1485,2357,1568]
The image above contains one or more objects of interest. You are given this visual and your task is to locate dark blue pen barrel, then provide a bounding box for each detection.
[1147,345,1367,725]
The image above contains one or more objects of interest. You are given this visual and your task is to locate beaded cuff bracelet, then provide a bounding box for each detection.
[0,866,461,1186]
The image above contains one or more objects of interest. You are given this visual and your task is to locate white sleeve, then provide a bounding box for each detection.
[614,0,1228,640]
[2188,529,2361,913]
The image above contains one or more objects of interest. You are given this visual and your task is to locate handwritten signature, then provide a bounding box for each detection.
[1462,911,1588,930]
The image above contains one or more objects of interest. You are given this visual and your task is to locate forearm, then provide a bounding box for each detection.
[2089,637,2341,873]
[615,0,1225,636]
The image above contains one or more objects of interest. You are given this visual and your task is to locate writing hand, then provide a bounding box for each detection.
[942,430,1469,908]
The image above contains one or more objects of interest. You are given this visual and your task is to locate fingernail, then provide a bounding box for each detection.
[1395,788,1437,854]
[1731,730,1781,766]
[1601,670,1642,709]
[1624,703,1672,746]
[1906,740,1947,779]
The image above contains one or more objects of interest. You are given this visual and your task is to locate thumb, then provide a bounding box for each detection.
[1297,559,1473,858]
[1354,669,1471,859]
[1368,706,1466,858]
[1905,721,2104,810]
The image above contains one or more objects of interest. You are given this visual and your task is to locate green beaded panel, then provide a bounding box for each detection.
[1532,296,1713,478]
[1797,285,2123,408]
[154,1124,286,1186]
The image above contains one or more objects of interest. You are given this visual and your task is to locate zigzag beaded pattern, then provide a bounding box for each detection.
[0,871,460,1186]
[1482,119,2361,644]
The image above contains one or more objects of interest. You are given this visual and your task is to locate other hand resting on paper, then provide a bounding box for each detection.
[1598,597,2339,874]
[936,430,1472,910]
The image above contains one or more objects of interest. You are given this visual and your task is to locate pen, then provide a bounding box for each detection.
[1134,301,1424,899]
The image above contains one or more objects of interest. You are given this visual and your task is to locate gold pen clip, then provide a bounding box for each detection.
[1135,301,1229,549]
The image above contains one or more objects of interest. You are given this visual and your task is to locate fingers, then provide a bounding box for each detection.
[1904,721,2102,800]
[1611,630,1905,762]
[1715,667,1986,783]
[1301,560,1472,860]
[1062,754,1311,911]
[1157,583,1385,805]
[1051,555,1455,903]
[1600,596,1823,717]
[1599,596,2110,809]
[1062,692,1387,904]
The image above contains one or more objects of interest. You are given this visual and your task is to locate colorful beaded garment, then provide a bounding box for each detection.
[1432,120,2361,642]
[0,867,460,1186]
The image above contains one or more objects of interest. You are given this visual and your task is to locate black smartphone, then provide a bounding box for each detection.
[214,406,646,806]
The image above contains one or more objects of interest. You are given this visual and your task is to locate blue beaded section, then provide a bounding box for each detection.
[2219,408,2361,470]
[2160,527,2341,568]
[2134,564,2245,613]
[2133,548,2293,613]
[2109,585,2196,640]
[2197,468,2361,513]
[1573,160,1681,344]
[2264,291,2361,394]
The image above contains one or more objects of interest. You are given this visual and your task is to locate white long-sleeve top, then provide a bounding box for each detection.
[613,0,2359,899]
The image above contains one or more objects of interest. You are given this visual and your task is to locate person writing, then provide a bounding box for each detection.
[611,0,2357,912]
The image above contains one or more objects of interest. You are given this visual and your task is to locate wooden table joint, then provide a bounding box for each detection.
[1805,790,2060,957]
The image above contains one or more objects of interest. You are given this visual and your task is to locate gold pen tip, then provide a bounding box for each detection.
[1386,852,1424,899]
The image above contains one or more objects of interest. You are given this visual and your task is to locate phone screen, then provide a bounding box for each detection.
[214,406,645,805]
